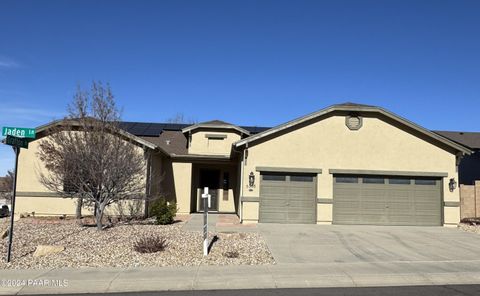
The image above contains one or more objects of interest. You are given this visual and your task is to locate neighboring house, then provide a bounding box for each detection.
[14,103,475,226]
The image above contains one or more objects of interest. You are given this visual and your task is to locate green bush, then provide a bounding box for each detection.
[149,198,177,225]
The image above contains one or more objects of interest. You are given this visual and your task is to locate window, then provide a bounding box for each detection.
[415,179,437,185]
[290,175,314,182]
[223,172,229,201]
[335,176,358,183]
[262,174,286,181]
[363,177,384,184]
[389,178,411,185]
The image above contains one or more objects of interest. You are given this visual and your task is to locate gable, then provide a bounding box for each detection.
[246,113,458,172]
[235,104,471,155]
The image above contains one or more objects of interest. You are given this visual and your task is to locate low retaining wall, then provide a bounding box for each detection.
[460,181,480,219]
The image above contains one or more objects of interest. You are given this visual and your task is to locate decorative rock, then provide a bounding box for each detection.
[1,228,8,239]
[0,219,274,269]
[33,245,65,257]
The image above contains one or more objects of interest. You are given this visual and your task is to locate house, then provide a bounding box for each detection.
[432,131,480,185]
[14,103,476,226]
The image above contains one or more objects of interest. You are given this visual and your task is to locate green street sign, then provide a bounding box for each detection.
[2,127,36,139]
[5,135,29,149]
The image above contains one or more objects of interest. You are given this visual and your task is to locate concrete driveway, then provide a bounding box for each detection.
[258,224,480,264]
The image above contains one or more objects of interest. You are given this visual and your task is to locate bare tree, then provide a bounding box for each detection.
[37,82,146,230]
[0,170,14,202]
[166,113,197,124]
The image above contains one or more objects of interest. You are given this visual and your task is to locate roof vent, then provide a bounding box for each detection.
[346,115,362,131]
[165,140,171,145]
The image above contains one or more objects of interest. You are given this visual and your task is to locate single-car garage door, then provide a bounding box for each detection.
[259,173,316,224]
[333,175,442,226]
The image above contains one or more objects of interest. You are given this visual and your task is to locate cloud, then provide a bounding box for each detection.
[0,56,19,68]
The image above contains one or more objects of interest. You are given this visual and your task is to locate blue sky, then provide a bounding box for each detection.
[0,0,479,175]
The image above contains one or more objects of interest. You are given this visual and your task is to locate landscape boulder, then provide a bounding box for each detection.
[33,245,65,257]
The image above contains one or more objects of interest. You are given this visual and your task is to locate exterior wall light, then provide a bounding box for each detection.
[248,172,255,188]
[449,178,457,192]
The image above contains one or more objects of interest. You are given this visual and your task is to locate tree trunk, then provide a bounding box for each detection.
[95,204,104,230]
[75,197,83,219]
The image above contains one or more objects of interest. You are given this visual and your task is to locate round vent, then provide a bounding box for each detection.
[346,115,362,130]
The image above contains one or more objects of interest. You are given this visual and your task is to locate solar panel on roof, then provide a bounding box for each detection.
[128,123,151,135]
[142,124,164,136]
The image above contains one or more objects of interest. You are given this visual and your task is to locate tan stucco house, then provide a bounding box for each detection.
[15,103,476,226]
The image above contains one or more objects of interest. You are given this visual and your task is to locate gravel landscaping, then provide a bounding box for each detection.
[0,217,274,269]
[459,221,480,234]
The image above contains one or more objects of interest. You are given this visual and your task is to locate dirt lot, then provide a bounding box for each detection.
[0,217,274,269]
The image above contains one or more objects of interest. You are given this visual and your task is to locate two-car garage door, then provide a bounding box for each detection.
[258,171,442,226]
[333,175,442,226]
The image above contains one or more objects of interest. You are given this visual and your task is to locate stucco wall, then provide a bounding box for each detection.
[15,196,145,217]
[189,131,241,155]
[171,162,192,214]
[15,134,148,216]
[240,114,460,226]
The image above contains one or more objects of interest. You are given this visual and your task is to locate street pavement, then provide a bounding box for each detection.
[16,285,480,296]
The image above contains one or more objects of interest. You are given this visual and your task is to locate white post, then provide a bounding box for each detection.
[201,187,211,256]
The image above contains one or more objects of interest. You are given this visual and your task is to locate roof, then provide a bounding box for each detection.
[28,107,477,157]
[181,120,251,135]
[141,130,188,155]
[119,122,190,137]
[35,119,158,151]
[434,131,480,150]
[234,103,472,155]
[119,121,270,137]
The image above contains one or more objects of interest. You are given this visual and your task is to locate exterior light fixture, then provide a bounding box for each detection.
[449,178,457,192]
[248,172,255,188]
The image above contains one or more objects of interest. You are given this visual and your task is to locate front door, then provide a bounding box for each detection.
[199,169,220,211]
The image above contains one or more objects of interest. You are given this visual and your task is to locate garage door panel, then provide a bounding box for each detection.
[334,175,442,226]
[260,173,316,224]
[259,211,288,223]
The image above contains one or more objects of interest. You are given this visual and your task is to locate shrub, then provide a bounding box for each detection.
[149,198,177,225]
[224,251,239,258]
[133,235,167,253]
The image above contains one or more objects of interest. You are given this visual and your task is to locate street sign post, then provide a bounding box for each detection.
[6,147,19,263]
[2,127,35,139]
[1,126,35,263]
[201,187,211,256]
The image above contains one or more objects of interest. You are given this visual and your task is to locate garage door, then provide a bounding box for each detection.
[333,175,442,226]
[259,173,316,224]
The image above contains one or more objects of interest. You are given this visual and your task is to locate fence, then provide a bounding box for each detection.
[460,181,480,219]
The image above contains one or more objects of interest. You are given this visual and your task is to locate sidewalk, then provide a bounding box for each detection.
[2,259,480,295]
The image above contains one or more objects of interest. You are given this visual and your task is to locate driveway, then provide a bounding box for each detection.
[258,224,480,264]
